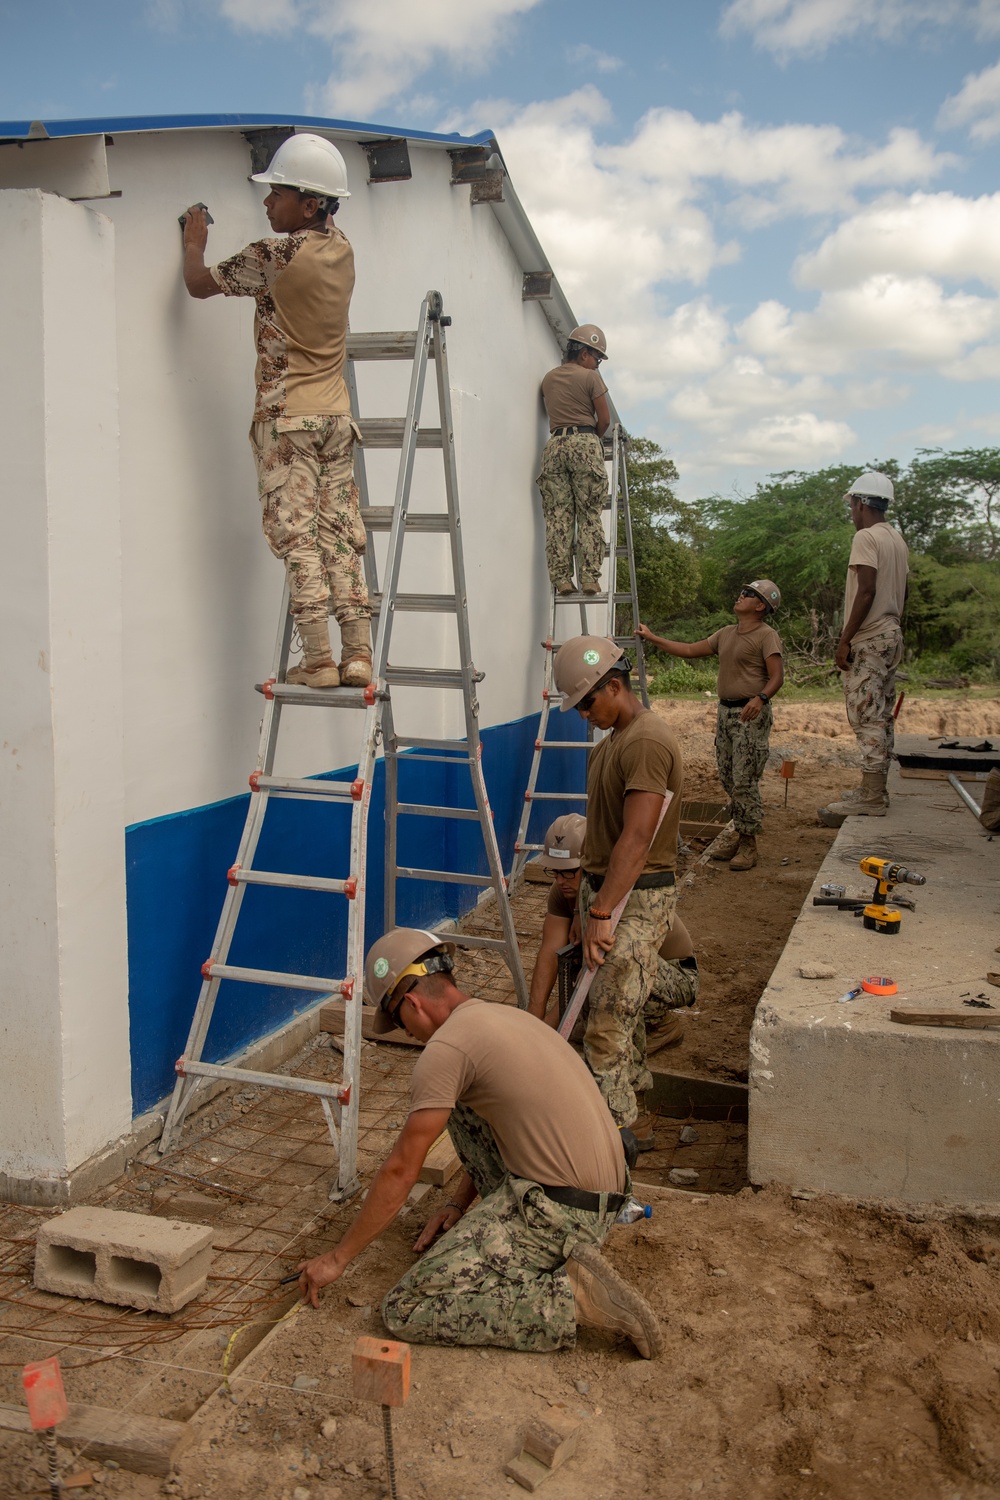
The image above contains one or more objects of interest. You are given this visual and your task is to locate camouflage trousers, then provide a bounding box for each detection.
[843,626,903,773]
[536,433,607,590]
[382,1105,616,1352]
[645,957,700,1027]
[580,881,676,1126]
[249,415,371,626]
[715,702,773,836]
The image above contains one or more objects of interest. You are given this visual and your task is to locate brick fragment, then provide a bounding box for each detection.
[504,1452,553,1492]
[35,1206,213,1314]
[521,1410,582,1470]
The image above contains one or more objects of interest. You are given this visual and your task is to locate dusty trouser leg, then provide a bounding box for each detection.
[726,704,772,836]
[537,439,576,591]
[644,957,699,1027]
[714,705,737,809]
[446,1104,508,1201]
[381,1176,612,1352]
[252,420,331,624]
[312,415,372,685]
[565,434,608,589]
[580,882,676,1126]
[845,628,903,774]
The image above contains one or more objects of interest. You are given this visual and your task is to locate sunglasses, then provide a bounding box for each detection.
[739,587,763,602]
[578,681,609,713]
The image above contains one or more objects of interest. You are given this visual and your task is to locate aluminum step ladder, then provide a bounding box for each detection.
[159,291,527,1192]
[509,424,648,886]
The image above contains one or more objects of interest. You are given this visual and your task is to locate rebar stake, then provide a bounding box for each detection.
[43,1427,60,1497]
[382,1403,398,1499]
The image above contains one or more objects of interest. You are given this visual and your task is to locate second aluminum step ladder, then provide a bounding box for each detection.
[510,424,648,886]
[159,292,527,1195]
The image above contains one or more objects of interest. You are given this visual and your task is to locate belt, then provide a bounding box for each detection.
[719,697,752,708]
[542,1184,627,1216]
[550,425,597,436]
[584,869,675,892]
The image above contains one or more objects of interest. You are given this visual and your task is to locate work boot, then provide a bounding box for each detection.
[646,1012,685,1055]
[338,617,372,688]
[629,1094,657,1150]
[709,825,740,861]
[818,771,888,827]
[729,834,758,871]
[286,621,340,689]
[581,579,601,596]
[555,579,575,595]
[566,1244,663,1359]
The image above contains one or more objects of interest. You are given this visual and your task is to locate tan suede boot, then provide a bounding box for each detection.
[709,824,740,861]
[286,621,340,689]
[566,1244,663,1359]
[646,1012,685,1054]
[338,617,372,688]
[729,834,758,871]
[818,770,888,826]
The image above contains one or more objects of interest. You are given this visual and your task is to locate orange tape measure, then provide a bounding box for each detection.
[861,975,897,995]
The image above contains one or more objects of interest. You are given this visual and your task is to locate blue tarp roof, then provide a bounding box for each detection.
[0,112,495,147]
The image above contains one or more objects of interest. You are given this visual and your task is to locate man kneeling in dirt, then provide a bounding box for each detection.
[529,813,699,1056]
[298,927,661,1360]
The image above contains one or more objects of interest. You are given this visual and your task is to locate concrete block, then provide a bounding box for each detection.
[35,1206,214,1313]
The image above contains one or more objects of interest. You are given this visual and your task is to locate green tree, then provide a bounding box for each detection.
[907,448,1000,561]
[619,436,700,624]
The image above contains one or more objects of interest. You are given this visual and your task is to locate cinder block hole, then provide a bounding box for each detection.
[47,1243,97,1285]
[109,1255,162,1298]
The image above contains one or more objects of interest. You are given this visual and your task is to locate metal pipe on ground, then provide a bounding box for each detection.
[948,773,983,820]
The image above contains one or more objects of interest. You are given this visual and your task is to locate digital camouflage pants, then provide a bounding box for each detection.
[579,881,676,1127]
[644,957,700,1027]
[250,415,371,626]
[715,702,773,836]
[843,626,903,773]
[382,1105,618,1352]
[535,433,607,590]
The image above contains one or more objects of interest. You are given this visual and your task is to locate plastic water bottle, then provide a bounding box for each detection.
[615,1196,652,1225]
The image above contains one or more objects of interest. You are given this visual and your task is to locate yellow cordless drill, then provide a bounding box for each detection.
[858,856,926,935]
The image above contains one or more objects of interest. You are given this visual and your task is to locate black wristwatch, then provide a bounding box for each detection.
[758,691,769,704]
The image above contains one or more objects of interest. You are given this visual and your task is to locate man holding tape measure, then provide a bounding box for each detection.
[552,637,684,1142]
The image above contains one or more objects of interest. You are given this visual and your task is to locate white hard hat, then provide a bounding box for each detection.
[845,470,893,507]
[251,133,350,199]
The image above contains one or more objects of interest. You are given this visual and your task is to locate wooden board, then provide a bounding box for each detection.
[0,1401,191,1476]
[899,768,990,782]
[418,1130,461,1186]
[890,1009,1000,1028]
[318,998,422,1047]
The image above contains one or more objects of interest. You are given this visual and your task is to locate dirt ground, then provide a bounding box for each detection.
[3,695,999,1500]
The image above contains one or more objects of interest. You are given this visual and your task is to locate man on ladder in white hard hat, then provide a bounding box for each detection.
[180,133,372,689]
[536,325,612,595]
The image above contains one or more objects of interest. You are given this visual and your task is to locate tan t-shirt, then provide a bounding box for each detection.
[844,523,909,643]
[408,999,625,1194]
[212,227,355,421]
[541,364,608,430]
[707,622,783,700]
[583,714,683,875]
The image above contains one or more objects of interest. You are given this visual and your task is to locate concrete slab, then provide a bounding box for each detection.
[748,763,999,1207]
[35,1205,214,1313]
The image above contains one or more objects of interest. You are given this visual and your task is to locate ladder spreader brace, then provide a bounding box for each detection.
[159,292,527,1195]
[509,424,649,887]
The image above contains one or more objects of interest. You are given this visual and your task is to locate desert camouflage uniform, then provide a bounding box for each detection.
[579,880,676,1127]
[714,701,773,836]
[536,433,607,590]
[644,957,699,1027]
[250,415,370,626]
[382,1105,618,1352]
[843,626,903,772]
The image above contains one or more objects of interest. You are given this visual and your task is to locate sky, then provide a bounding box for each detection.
[4,0,1000,499]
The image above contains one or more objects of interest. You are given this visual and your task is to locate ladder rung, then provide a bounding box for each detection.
[346,331,419,361]
[514,842,545,853]
[204,963,347,992]
[395,735,469,751]
[449,933,511,952]
[550,636,637,651]
[526,791,588,801]
[176,1057,349,1103]
[395,867,493,887]
[397,803,480,820]
[252,774,357,797]
[552,591,609,603]
[534,740,593,750]
[255,681,372,708]
[356,418,442,449]
[230,869,354,894]
[386,666,482,689]
[371,593,457,613]
[389,752,473,765]
[360,507,450,533]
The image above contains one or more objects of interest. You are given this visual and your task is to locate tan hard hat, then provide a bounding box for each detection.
[745,579,781,612]
[363,927,456,1029]
[539,813,586,871]
[553,635,624,713]
[568,324,607,358]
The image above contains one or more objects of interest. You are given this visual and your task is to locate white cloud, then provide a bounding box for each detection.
[939,57,1000,142]
[796,191,1000,291]
[566,43,623,73]
[218,0,544,117]
[717,412,857,467]
[720,0,1000,57]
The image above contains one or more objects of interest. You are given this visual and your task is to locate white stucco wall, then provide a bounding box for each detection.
[0,190,131,1183]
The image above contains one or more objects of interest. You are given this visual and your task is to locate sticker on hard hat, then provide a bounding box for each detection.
[583,649,600,664]
[373,957,389,979]
[589,333,599,343]
[546,848,571,859]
